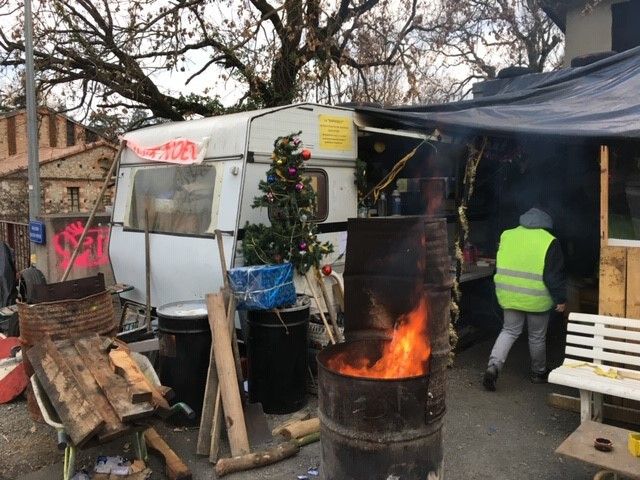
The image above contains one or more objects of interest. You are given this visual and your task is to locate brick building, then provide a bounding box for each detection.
[0,107,116,222]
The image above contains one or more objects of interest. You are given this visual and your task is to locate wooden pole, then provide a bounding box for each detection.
[315,268,343,342]
[61,141,123,281]
[600,145,610,248]
[304,272,336,344]
[144,209,151,332]
[208,291,250,457]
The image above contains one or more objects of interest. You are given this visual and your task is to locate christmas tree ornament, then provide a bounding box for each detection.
[299,241,307,251]
[321,264,332,276]
[267,174,276,183]
[300,213,308,222]
[293,138,301,146]
[266,192,274,202]
[301,149,311,160]
[295,182,304,191]
[288,166,297,176]
[276,157,284,165]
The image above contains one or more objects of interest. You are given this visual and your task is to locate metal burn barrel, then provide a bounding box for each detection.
[318,339,444,480]
[319,216,451,479]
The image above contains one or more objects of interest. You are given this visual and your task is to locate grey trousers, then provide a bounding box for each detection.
[488,309,550,374]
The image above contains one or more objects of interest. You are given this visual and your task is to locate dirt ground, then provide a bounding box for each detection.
[1,327,606,480]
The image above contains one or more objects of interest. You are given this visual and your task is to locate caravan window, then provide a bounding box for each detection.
[269,168,328,223]
[127,164,216,235]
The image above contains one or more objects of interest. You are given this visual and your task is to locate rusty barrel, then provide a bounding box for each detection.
[318,339,444,480]
[18,290,117,376]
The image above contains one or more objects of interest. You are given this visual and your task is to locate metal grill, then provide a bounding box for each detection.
[0,221,30,272]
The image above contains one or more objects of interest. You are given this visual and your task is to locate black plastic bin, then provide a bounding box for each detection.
[157,300,211,420]
[247,295,310,414]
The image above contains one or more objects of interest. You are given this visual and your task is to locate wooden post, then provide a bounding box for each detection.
[61,141,123,281]
[208,292,250,457]
[144,209,151,332]
[315,268,342,342]
[305,272,336,345]
[600,145,609,248]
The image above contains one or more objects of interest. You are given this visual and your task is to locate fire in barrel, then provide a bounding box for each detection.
[318,217,450,480]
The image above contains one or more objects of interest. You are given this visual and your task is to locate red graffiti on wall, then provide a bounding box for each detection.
[52,221,110,270]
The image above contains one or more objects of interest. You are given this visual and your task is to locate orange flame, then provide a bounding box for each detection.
[327,297,430,379]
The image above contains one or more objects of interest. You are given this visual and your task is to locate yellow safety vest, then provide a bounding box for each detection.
[494,226,555,312]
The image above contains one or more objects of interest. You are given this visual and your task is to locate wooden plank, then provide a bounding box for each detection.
[626,248,640,319]
[565,334,640,354]
[208,292,250,457]
[108,348,166,407]
[600,145,609,248]
[210,294,238,463]
[144,427,192,480]
[548,393,640,425]
[556,420,640,479]
[57,340,129,442]
[598,246,627,317]
[570,312,640,327]
[27,341,105,446]
[568,323,640,342]
[196,341,218,456]
[565,346,640,367]
[74,337,154,422]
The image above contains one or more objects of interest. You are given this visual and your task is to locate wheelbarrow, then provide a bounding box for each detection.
[30,351,194,480]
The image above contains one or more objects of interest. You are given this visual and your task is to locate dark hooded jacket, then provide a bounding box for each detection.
[518,208,567,305]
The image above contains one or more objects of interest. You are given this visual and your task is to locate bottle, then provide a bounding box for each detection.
[377,192,387,216]
[391,189,402,216]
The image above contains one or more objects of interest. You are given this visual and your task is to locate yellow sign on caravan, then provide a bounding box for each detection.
[319,115,353,150]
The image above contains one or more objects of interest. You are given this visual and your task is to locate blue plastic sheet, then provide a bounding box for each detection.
[227,263,296,310]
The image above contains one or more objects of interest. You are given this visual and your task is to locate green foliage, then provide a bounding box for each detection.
[242,132,334,274]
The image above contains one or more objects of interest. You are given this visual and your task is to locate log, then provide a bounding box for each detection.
[271,410,311,437]
[295,431,320,447]
[208,292,250,457]
[214,441,300,478]
[280,418,320,440]
[144,427,192,480]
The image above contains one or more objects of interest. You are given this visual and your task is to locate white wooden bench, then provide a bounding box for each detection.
[549,312,640,423]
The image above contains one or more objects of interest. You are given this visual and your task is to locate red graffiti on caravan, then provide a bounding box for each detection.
[53,221,110,270]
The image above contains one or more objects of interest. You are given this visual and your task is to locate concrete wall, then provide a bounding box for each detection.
[564,0,627,65]
[31,213,115,284]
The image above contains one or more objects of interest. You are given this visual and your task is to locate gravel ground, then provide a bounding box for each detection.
[2,328,603,480]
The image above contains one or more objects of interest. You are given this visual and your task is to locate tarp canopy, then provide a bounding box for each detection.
[357,46,640,140]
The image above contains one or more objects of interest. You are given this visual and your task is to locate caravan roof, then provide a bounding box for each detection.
[120,103,353,164]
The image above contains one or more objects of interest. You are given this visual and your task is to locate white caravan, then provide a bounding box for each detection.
[110,103,365,309]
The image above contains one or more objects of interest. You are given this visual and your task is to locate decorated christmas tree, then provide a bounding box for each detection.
[243,132,334,274]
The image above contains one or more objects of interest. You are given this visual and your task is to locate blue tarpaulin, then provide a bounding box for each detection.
[357,47,640,140]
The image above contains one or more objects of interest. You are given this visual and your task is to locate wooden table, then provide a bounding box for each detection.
[556,421,640,479]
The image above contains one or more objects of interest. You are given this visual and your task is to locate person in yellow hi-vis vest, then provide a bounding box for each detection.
[483,207,566,391]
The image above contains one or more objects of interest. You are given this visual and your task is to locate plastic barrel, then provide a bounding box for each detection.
[157,300,211,420]
[247,296,310,414]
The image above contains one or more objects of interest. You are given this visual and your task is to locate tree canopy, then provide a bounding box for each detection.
[0,0,563,124]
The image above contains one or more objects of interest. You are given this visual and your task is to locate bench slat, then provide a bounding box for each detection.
[569,312,640,328]
[567,323,640,342]
[565,334,640,355]
[549,364,640,402]
[565,346,640,367]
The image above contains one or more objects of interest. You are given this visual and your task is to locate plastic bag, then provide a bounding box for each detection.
[227,263,296,310]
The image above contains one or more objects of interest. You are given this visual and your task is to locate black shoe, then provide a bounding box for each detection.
[530,370,549,384]
[483,366,498,391]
